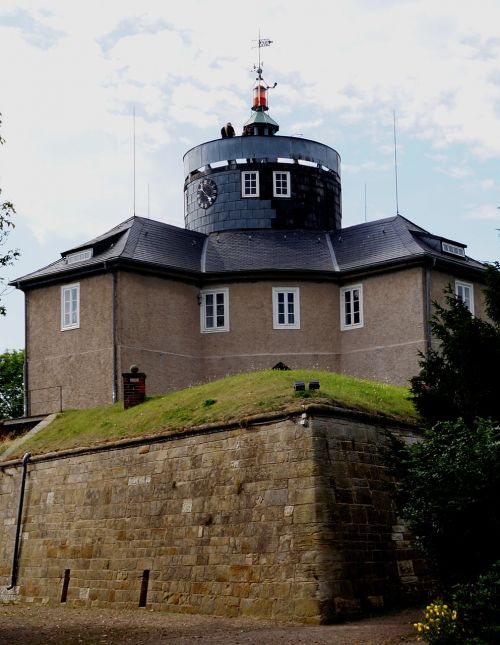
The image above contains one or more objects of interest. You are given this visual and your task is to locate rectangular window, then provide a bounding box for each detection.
[442,242,465,257]
[273,171,291,197]
[65,248,93,264]
[340,285,363,330]
[61,283,80,330]
[455,281,474,314]
[241,171,259,197]
[273,288,300,329]
[201,288,229,332]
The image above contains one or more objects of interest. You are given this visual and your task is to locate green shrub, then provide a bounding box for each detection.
[409,264,500,427]
[413,563,500,644]
[452,561,500,644]
[388,418,500,586]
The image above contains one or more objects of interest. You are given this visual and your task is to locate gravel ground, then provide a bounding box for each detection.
[0,605,422,644]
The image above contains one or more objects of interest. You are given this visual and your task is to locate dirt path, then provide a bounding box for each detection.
[0,606,422,644]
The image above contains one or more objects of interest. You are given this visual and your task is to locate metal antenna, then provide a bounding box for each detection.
[252,30,273,72]
[364,182,367,222]
[133,106,136,217]
[393,110,400,216]
[147,183,150,219]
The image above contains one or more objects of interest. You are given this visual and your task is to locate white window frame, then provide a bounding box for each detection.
[455,280,474,314]
[61,283,80,330]
[65,248,93,264]
[340,285,363,330]
[272,287,300,329]
[442,242,465,257]
[241,171,260,197]
[273,171,291,197]
[200,288,229,333]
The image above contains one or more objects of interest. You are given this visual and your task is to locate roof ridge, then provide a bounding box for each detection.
[340,215,398,233]
[389,217,426,256]
[122,218,144,258]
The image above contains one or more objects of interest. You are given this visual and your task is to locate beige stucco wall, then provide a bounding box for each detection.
[430,270,488,320]
[200,280,341,380]
[26,274,113,414]
[23,265,488,412]
[338,268,426,385]
[116,273,202,396]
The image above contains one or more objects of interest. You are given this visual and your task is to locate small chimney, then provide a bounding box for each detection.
[122,365,146,410]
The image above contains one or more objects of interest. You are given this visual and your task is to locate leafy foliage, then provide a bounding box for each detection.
[451,561,500,645]
[0,113,20,316]
[0,349,24,419]
[484,261,500,327]
[389,418,500,586]
[409,267,500,425]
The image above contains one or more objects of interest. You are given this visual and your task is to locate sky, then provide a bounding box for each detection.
[1,0,500,350]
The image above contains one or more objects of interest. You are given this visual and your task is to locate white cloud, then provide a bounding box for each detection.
[437,166,473,179]
[465,204,500,221]
[2,0,500,245]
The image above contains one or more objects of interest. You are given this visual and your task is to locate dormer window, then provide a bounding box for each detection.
[442,242,465,257]
[65,248,93,264]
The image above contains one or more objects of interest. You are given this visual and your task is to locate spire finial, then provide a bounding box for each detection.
[244,34,279,136]
[250,33,277,113]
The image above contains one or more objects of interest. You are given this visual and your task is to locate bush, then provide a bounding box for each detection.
[0,349,24,419]
[452,561,500,644]
[388,418,500,586]
[409,286,500,426]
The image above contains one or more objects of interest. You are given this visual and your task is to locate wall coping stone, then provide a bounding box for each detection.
[0,403,420,468]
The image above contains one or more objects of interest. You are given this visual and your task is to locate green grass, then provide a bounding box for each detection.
[1,369,418,459]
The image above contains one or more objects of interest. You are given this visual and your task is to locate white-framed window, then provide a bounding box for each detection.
[340,285,363,330]
[272,287,300,329]
[273,171,291,197]
[61,283,80,330]
[201,288,229,332]
[65,248,93,264]
[455,280,474,314]
[442,242,465,257]
[241,171,259,197]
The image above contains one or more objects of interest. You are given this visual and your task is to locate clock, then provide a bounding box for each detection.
[197,178,218,209]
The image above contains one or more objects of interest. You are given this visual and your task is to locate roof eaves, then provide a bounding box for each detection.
[12,255,204,290]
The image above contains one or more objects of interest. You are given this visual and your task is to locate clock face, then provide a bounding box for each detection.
[197,178,218,209]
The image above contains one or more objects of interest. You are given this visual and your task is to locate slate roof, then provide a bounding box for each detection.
[204,230,335,273]
[12,214,484,288]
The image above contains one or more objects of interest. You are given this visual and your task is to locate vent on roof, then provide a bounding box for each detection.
[442,242,465,257]
[65,248,93,264]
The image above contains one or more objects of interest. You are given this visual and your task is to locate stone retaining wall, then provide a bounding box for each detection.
[0,410,429,623]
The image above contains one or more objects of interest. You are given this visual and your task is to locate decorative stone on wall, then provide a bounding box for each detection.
[0,410,430,623]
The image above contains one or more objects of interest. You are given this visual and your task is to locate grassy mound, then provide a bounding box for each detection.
[1,369,418,459]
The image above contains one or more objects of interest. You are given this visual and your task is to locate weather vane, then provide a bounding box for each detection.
[252,32,274,75]
[251,32,277,92]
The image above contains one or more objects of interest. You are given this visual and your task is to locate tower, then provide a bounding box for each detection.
[183,52,342,234]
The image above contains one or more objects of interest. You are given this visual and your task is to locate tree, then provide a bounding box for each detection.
[0,349,24,419]
[388,418,500,587]
[409,264,500,425]
[0,112,20,316]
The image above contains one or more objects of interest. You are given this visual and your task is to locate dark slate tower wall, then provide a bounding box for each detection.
[183,136,341,234]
